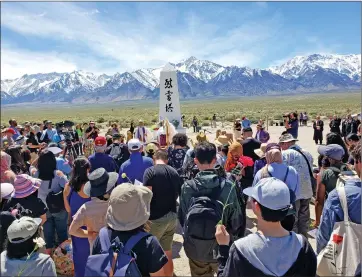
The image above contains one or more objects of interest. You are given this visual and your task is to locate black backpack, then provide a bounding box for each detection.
[183,179,224,263]
[109,143,129,169]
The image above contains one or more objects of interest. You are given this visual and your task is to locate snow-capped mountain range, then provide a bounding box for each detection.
[1,53,360,104]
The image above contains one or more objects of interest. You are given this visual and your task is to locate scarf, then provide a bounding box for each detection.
[265,149,283,164]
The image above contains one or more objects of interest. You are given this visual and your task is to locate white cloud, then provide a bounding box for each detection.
[1,46,77,79]
[1,2,287,78]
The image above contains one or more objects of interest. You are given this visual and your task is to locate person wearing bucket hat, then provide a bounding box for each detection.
[314,144,350,228]
[215,178,316,277]
[69,168,118,251]
[280,133,313,237]
[1,216,57,277]
[3,174,47,223]
[0,183,14,203]
[91,183,168,276]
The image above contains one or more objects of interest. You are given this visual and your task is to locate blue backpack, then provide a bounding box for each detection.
[85,227,149,277]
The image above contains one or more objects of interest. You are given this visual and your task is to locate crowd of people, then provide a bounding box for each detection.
[0,113,361,277]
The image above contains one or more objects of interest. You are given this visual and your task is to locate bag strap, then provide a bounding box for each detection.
[283,167,290,183]
[336,186,350,223]
[48,178,53,190]
[99,227,112,253]
[123,232,149,255]
[294,149,313,177]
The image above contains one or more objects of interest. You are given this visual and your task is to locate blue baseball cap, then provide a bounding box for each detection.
[318,144,345,161]
[243,177,291,210]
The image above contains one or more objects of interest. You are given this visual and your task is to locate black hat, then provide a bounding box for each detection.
[84,168,118,197]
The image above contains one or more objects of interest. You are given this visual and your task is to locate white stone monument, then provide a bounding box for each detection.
[159,63,186,133]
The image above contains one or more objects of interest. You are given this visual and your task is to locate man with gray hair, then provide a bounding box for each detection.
[88,136,117,173]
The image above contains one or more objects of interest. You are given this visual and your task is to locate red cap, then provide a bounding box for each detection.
[94,136,107,146]
[5,128,16,135]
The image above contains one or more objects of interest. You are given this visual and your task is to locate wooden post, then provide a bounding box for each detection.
[266,116,269,131]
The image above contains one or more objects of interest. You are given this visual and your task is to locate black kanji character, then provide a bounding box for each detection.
[165,103,174,112]
[165,78,173,89]
[165,90,173,101]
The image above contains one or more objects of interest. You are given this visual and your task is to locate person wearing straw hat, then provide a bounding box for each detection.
[90,183,168,276]
[253,143,268,175]
[3,174,47,224]
[69,168,118,252]
[1,216,56,277]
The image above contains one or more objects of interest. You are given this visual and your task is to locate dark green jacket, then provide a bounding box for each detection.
[178,170,245,239]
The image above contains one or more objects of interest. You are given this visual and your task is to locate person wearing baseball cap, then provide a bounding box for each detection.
[88,136,117,173]
[1,216,57,277]
[2,128,16,148]
[215,177,316,277]
[90,184,168,276]
[279,132,314,237]
[314,144,350,227]
[117,139,153,184]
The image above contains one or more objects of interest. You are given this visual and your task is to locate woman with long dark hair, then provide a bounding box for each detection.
[30,149,68,255]
[5,146,28,175]
[63,157,91,277]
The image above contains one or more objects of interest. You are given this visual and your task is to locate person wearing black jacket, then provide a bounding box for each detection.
[215,177,316,277]
[329,115,341,134]
[342,114,358,138]
[313,116,324,145]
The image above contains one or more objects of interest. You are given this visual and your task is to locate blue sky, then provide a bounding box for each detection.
[1,1,360,79]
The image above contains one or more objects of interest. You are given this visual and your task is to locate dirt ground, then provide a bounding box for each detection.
[103,121,322,276]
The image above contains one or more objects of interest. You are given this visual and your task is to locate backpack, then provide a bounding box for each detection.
[183,179,225,263]
[109,144,127,169]
[85,228,149,277]
[181,150,199,181]
[46,179,65,214]
[329,166,359,189]
[317,186,362,276]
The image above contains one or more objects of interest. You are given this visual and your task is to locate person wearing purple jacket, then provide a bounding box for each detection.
[255,124,270,143]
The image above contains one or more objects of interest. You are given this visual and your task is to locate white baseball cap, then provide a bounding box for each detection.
[128,139,142,151]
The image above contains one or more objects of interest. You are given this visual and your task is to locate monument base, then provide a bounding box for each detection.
[176,127,187,134]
